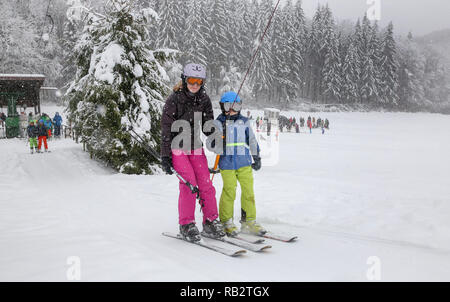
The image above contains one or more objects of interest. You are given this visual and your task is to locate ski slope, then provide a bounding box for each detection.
[1,107,450,281]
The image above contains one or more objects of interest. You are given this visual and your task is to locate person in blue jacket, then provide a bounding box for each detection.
[211,91,266,237]
[53,112,63,137]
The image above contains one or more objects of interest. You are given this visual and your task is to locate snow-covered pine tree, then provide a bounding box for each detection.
[341,35,361,103]
[271,1,292,104]
[379,22,400,107]
[369,21,383,104]
[249,0,275,103]
[359,15,379,105]
[228,0,249,71]
[155,0,184,50]
[61,1,87,91]
[289,0,307,97]
[208,0,231,94]
[65,0,171,174]
[307,4,327,102]
[397,36,426,110]
[182,0,208,67]
[422,46,450,109]
[321,5,342,102]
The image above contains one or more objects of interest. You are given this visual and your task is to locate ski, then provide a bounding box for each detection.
[243,232,298,242]
[203,234,271,253]
[162,232,246,257]
[229,234,266,244]
[261,232,298,242]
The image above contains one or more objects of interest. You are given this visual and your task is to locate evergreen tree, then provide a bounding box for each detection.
[66,0,170,174]
[271,0,293,103]
[182,0,208,67]
[207,0,231,94]
[290,0,307,97]
[321,5,342,102]
[359,15,379,104]
[379,22,399,106]
[397,37,426,110]
[341,35,360,103]
[155,0,184,50]
[307,4,326,102]
[249,0,275,102]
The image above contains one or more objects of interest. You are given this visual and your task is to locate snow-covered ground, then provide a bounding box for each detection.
[1,106,450,281]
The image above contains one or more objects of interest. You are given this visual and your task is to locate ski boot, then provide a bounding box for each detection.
[240,220,267,236]
[222,219,239,237]
[179,223,201,242]
[202,219,226,239]
[30,148,34,154]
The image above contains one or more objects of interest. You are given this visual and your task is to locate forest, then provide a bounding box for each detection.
[1,0,449,114]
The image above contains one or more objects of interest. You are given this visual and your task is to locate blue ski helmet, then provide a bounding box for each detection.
[220,91,242,113]
[220,91,241,103]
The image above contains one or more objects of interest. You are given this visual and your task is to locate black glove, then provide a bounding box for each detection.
[161,156,173,175]
[251,155,261,171]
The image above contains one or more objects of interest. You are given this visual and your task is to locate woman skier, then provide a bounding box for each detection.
[160,63,225,242]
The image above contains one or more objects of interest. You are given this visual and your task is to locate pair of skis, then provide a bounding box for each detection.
[162,231,297,257]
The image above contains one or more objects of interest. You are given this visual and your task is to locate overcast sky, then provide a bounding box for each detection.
[283,0,450,36]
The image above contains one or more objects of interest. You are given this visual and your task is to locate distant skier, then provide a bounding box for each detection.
[307,116,312,133]
[26,121,39,154]
[37,120,49,152]
[53,112,63,138]
[160,63,225,242]
[0,112,6,128]
[211,91,266,237]
[27,112,34,123]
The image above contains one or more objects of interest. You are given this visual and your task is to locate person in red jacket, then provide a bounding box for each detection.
[307,116,312,134]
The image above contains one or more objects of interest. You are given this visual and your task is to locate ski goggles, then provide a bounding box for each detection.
[186,77,204,86]
[223,102,242,112]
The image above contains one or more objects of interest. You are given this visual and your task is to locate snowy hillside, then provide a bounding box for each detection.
[1,106,450,281]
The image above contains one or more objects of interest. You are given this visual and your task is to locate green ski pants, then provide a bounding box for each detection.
[29,137,38,148]
[219,165,256,223]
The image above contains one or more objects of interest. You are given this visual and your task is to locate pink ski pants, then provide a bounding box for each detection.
[172,148,218,225]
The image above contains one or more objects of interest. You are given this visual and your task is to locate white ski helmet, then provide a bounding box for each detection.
[182,63,206,80]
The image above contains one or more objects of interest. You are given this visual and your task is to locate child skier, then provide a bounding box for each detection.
[26,121,39,154]
[212,91,266,237]
[37,120,49,152]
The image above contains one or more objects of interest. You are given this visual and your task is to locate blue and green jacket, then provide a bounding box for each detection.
[214,113,260,170]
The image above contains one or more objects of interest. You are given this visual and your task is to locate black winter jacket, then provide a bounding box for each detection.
[161,87,214,157]
[27,125,39,138]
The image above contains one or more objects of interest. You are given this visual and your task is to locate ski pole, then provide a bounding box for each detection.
[210,154,220,181]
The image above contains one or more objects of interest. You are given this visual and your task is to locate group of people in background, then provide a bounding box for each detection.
[279,115,330,134]
[25,112,63,154]
[306,116,330,134]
